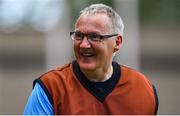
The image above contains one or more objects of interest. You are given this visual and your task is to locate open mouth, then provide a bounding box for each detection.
[80,52,95,57]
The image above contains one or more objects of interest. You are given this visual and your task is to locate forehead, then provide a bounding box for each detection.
[75,13,111,34]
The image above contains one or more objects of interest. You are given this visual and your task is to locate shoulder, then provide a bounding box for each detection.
[33,62,75,107]
[40,62,73,81]
[33,62,75,89]
[119,64,152,88]
[117,64,159,114]
[45,62,72,76]
[120,64,145,77]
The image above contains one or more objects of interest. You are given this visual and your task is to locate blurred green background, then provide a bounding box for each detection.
[0,0,180,114]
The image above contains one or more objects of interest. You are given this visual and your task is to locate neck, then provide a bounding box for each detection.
[81,64,113,82]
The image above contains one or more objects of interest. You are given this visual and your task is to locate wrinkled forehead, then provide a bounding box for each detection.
[75,13,112,34]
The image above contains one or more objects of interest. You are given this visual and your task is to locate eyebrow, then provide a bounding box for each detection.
[74,30,102,35]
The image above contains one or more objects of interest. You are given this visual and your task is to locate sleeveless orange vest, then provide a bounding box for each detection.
[34,61,158,115]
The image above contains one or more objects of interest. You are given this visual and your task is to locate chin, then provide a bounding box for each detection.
[78,60,97,71]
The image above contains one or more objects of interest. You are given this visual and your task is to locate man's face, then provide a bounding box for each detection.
[74,13,119,72]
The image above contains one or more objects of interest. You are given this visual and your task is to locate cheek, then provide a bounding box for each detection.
[73,43,79,55]
[100,42,115,55]
[107,41,116,53]
[74,41,80,49]
[95,46,110,60]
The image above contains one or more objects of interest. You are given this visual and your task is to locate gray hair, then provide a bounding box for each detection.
[79,4,124,36]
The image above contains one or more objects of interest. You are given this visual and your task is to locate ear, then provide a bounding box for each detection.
[114,35,122,52]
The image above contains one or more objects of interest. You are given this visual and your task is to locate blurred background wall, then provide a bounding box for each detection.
[0,0,180,114]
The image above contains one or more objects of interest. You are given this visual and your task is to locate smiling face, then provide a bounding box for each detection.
[74,13,121,73]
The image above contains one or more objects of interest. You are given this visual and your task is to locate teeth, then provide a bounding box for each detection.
[82,53,93,57]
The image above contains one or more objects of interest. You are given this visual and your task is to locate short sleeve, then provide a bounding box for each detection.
[23,82,53,115]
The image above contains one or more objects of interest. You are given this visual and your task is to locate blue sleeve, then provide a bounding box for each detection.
[23,83,53,115]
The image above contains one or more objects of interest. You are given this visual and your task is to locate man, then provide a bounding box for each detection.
[24,3,158,115]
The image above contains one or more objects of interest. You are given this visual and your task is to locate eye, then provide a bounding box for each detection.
[74,32,83,40]
[88,34,101,41]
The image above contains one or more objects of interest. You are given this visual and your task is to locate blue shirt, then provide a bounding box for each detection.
[23,83,53,115]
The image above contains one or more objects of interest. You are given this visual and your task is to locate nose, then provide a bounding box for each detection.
[80,37,91,48]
